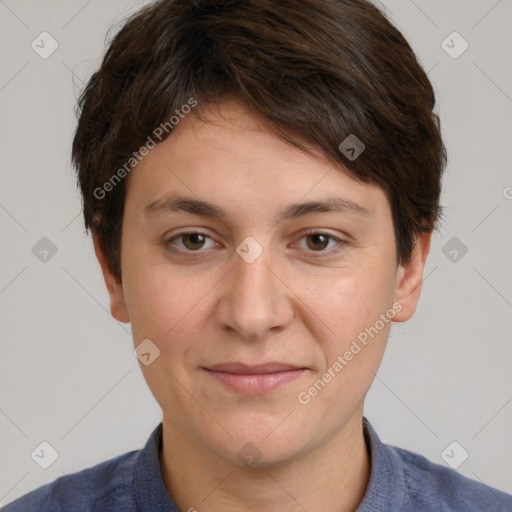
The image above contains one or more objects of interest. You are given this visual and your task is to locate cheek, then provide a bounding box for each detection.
[122,253,204,346]
[296,274,393,421]
[297,261,396,402]
[304,263,397,345]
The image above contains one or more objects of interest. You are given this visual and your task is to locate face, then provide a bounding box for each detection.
[95,99,429,467]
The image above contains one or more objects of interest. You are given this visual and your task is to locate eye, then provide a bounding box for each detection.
[166,231,218,252]
[164,230,344,256]
[294,231,343,254]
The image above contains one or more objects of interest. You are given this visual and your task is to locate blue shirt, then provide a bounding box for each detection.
[3,417,512,511]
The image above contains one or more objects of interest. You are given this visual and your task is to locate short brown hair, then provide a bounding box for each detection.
[72,0,446,280]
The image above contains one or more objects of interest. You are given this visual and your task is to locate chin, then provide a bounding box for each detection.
[206,416,314,469]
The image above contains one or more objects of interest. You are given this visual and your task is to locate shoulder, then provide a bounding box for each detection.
[362,417,512,511]
[2,449,140,512]
[391,444,512,511]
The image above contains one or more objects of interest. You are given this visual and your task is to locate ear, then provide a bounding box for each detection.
[393,232,432,322]
[92,233,130,323]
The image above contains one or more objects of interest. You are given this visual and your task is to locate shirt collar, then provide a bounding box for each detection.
[133,422,178,512]
[356,417,406,511]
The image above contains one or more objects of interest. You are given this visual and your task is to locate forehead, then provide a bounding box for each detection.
[124,99,391,227]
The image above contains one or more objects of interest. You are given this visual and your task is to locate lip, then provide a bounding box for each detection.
[207,362,304,374]
[203,362,307,394]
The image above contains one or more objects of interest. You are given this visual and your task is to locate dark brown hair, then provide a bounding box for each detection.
[72,0,446,280]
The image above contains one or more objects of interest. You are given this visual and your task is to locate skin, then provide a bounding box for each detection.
[94,98,431,512]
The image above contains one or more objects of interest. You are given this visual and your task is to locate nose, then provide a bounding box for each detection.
[216,239,294,341]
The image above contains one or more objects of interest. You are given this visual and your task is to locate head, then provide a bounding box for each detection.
[72,0,445,467]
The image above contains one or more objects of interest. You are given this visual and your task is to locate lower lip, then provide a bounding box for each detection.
[204,369,306,394]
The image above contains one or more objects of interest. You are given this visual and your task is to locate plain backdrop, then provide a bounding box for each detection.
[1,0,511,506]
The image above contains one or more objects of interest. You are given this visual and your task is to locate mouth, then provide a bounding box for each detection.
[203,362,307,395]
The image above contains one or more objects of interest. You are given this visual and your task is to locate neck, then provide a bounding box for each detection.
[159,411,371,512]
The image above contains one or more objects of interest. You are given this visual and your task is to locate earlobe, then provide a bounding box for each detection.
[393,232,432,322]
[92,234,130,323]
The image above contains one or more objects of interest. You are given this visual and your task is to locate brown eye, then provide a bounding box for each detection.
[166,231,216,253]
[305,233,331,251]
[293,231,344,257]
[181,233,207,250]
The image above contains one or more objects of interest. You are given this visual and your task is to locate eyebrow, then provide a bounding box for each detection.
[144,194,370,221]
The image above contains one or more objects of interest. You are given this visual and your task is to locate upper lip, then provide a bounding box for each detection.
[205,362,305,374]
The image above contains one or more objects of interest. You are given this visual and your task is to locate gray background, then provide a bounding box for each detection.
[0,0,511,506]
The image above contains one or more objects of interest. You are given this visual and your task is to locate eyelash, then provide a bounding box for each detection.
[164,230,345,257]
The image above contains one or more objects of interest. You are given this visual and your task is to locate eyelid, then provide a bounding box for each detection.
[291,229,344,255]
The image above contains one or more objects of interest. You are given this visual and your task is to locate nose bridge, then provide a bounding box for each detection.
[219,236,291,339]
